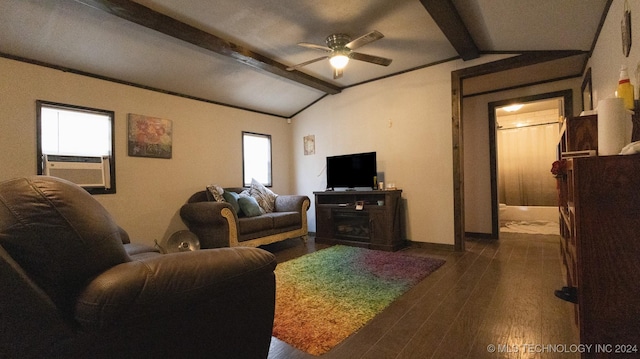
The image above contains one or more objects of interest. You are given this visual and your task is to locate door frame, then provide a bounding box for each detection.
[451,52,584,250]
[488,90,573,238]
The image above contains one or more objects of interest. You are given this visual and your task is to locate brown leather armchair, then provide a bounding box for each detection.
[0,176,276,359]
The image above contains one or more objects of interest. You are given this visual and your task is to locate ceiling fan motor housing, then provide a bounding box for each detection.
[326,34,351,50]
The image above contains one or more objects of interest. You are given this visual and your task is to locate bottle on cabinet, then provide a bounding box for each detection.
[616,65,634,110]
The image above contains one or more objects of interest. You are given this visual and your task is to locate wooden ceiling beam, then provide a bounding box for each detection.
[420,0,479,61]
[456,50,588,79]
[74,0,341,95]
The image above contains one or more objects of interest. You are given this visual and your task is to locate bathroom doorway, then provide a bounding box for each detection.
[489,90,573,237]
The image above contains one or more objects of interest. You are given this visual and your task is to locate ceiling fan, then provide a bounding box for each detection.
[287,30,392,79]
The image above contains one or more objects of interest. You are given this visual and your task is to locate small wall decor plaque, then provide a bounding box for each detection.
[128,114,173,158]
[304,135,315,155]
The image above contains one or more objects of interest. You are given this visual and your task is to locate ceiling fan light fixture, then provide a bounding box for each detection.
[329,54,349,69]
[291,31,390,77]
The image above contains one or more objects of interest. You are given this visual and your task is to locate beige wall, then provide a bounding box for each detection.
[291,56,506,246]
[0,53,499,250]
[0,57,292,247]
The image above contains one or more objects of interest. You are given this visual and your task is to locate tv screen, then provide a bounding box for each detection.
[326,152,377,190]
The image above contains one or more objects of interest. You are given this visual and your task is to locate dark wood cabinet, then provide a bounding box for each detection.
[557,154,640,355]
[557,114,640,354]
[314,190,405,251]
[557,114,597,158]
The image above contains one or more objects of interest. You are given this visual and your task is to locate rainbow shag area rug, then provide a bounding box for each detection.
[272,245,446,356]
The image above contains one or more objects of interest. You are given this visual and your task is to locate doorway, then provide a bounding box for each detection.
[488,90,573,237]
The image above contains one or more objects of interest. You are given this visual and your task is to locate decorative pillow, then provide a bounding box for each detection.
[238,194,263,217]
[206,184,225,202]
[249,178,277,213]
[222,190,241,214]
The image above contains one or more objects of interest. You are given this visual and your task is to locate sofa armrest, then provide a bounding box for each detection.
[274,195,310,213]
[75,247,276,330]
[180,202,238,248]
[180,201,235,225]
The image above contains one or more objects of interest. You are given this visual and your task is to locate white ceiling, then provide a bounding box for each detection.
[0,0,610,118]
[454,0,605,51]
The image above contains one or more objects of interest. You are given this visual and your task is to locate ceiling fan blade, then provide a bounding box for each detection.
[298,42,332,52]
[346,30,384,50]
[350,52,392,66]
[286,56,329,71]
[333,67,343,79]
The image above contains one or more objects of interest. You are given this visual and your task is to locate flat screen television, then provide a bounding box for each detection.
[326,151,377,190]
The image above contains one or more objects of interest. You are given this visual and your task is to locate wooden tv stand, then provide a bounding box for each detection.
[313,190,405,251]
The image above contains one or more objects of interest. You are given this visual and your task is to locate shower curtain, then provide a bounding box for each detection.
[497,123,558,206]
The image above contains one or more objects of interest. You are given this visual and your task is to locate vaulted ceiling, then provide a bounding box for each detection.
[0,0,611,118]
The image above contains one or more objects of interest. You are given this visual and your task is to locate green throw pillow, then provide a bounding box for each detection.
[222,190,241,214]
[238,195,262,217]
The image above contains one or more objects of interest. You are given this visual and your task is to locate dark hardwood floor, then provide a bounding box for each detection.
[263,232,579,359]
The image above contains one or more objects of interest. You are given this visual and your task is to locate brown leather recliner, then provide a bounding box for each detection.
[0,176,277,359]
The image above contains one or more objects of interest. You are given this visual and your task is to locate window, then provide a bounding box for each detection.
[36,101,116,194]
[242,132,272,187]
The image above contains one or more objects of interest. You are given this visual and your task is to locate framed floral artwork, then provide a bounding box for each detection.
[127,114,173,159]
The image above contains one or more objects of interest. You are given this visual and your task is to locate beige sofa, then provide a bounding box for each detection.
[180,188,310,248]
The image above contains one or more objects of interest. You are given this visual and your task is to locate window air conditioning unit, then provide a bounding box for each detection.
[44,155,110,189]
